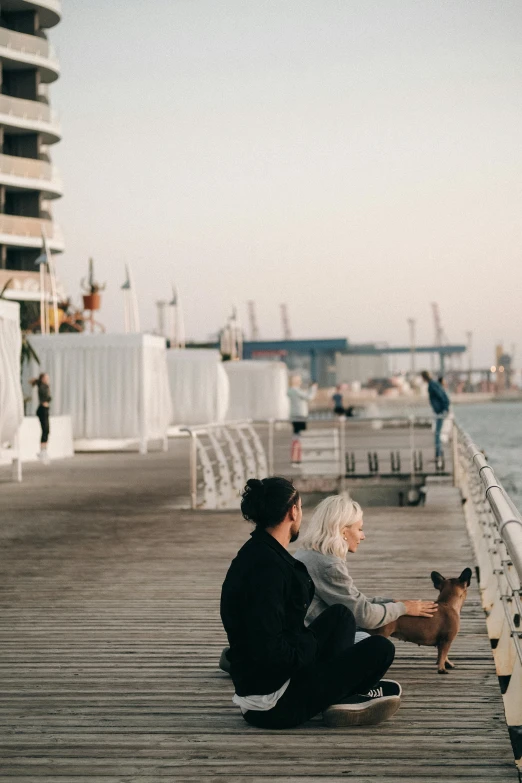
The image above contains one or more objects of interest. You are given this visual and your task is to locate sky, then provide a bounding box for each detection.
[51,0,522,366]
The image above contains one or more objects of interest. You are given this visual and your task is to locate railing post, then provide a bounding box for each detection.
[339,416,346,492]
[452,419,460,488]
[189,432,197,510]
[409,414,415,486]
[268,418,274,477]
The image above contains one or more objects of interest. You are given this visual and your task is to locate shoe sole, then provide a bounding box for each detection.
[323,696,400,727]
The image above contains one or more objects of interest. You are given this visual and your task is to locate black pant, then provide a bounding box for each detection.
[36,405,50,444]
[243,604,395,729]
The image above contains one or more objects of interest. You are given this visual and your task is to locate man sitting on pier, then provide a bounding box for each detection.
[220,477,401,729]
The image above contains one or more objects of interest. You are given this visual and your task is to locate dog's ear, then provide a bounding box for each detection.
[459,568,472,587]
[431,571,445,590]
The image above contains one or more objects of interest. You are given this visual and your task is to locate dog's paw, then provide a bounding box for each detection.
[438,668,449,674]
[445,660,455,670]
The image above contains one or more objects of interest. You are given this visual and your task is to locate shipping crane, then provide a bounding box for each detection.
[247,300,260,341]
[431,302,450,374]
[431,302,448,347]
[280,303,292,341]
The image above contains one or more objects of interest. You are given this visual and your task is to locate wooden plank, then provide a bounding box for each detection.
[0,434,517,781]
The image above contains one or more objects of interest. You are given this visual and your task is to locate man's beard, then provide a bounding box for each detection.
[290,529,300,543]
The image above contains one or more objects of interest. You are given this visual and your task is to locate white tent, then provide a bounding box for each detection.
[224,360,290,421]
[167,349,229,425]
[29,333,172,451]
[0,299,23,444]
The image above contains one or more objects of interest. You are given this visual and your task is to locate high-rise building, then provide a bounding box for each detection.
[0,0,63,304]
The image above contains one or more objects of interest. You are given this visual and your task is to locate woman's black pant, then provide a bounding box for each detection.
[243,604,395,729]
[36,405,50,444]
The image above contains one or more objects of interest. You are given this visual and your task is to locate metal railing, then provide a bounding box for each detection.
[182,421,268,510]
[263,414,439,482]
[186,416,442,507]
[454,422,522,766]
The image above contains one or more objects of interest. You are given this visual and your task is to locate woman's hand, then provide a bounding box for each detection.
[401,600,438,617]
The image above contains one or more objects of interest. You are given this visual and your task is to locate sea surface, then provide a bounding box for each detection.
[454,401,522,510]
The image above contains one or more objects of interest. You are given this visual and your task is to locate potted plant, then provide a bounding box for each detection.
[81,258,105,311]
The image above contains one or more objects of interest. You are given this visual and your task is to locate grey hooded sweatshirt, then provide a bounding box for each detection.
[293,548,407,629]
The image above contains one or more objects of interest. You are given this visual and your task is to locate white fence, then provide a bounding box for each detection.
[454,423,522,768]
[182,421,268,510]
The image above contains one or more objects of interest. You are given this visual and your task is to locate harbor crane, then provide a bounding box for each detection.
[280,303,292,341]
[247,300,260,341]
[431,302,447,347]
[431,302,453,374]
[407,317,416,374]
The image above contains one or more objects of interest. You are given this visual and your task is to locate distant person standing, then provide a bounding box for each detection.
[332,385,345,418]
[29,372,51,463]
[421,371,450,464]
[287,375,317,467]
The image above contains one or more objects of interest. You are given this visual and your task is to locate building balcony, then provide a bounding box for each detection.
[0,214,64,251]
[0,267,66,302]
[0,27,60,83]
[0,153,62,198]
[1,1,61,29]
[0,94,60,143]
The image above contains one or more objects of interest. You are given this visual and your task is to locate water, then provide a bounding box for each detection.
[454,401,522,510]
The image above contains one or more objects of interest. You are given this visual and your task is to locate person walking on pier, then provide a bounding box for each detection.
[421,370,450,465]
[287,375,317,466]
[29,372,52,464]
[220,477,401,729]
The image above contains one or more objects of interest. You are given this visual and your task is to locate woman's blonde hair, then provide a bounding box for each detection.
[299,494,363,559]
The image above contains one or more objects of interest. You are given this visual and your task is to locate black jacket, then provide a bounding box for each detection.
[220,528,317,696]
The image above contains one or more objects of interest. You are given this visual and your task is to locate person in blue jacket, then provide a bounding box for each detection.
[421,371,450,460]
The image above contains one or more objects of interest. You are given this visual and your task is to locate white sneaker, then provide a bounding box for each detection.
[323,679,402,727]
[38,450,50,464]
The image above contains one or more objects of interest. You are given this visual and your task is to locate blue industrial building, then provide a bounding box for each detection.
[242,339,466,386]
[190,337,466,386]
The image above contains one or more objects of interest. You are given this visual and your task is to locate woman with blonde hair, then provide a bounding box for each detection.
[294,494,437,631]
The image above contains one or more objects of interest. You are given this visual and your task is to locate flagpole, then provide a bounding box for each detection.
[128,265,140,332]
[42,230,59,333]
[39,261,46,334]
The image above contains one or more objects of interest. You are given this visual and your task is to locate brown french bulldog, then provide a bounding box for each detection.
[369,568,472,674]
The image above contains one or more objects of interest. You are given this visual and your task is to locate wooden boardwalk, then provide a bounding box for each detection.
[0,441,518,782]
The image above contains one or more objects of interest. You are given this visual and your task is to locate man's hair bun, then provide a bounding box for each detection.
[245,478,264,492]
[241,476,299,530]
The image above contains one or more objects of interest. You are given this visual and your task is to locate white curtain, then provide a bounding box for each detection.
[0,301,23,444]
[224,361,290,420]
[167,349,229,425]
[30,335,171,440]
[143,341,173,437]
